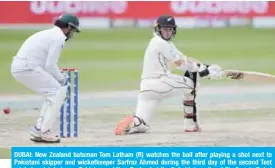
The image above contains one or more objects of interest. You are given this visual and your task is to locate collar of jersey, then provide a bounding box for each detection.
[53,26,67,41]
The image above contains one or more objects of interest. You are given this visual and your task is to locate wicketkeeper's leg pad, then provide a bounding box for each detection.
[41,85,68,133]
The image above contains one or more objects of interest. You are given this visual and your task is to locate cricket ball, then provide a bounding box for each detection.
[3,107,10,114]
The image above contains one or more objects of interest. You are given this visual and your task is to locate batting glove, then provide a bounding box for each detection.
[208,64,223,80]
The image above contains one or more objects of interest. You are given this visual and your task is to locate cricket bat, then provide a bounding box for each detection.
[221,69,275,83]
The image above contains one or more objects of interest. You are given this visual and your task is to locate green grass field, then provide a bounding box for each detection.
[0,148,10,159]
[0,27,274,94]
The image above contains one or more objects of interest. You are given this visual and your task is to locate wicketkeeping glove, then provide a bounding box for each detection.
[59,72,70,86]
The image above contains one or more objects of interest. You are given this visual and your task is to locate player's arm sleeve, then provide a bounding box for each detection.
[172,43,204,65]
[45,40,65,82]
[161,42,182,63]
[174,46,186,60]
[169,43,200,72]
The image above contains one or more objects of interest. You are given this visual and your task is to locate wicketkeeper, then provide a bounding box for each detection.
[11,13,80,143]
[115,14,223,135]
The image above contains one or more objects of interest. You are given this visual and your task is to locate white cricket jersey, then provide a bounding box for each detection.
[12,26,67,82]
[141,33,185,79]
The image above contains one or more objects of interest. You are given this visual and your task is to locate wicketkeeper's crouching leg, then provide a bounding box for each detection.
[12,68,68,143]
[30,85,68,143]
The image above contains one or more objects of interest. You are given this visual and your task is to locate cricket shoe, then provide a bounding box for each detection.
[29,126,60,143]
[183,118,201,132]
[114,116,150,135]
[29,126,42,139]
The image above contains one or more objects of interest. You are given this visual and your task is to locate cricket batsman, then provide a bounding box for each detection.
[115,14,223,135]
[10,13,80,143]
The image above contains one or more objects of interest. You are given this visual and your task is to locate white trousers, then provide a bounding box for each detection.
[134,74,196,124]
[11,58,63,132]
[11,59,61,103]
